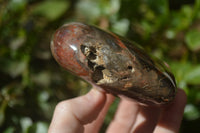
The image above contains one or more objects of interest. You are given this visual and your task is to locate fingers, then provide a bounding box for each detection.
[48,87,186,133]
[84,93,115,133]
[48,88,107,133]
[154,89,187,133]
[131,105,161,133]
[106,91,185,133]
[106,98,140,133]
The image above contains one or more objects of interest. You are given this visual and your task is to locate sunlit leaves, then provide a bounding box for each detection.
[184,65,200,84]
[32,0,70,21]
[8,0,27,12]
[20,117,32,133]
[76,0,120,23]
[0,59,28,78]
[170,5,193,32]
[170,62,200,86]
[28,122,48,133]
[111,19,130,36]
[186,29,200,51]
[184,104,200,120]
[20,118,48,133]
[76,0,101,22]
[170,61,200,121]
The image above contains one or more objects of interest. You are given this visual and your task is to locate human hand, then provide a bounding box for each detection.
[48,88,186,133]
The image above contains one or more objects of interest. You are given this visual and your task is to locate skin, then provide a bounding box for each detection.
[48,88,186,133]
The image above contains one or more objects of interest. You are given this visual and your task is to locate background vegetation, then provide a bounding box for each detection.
[0,0,200,132]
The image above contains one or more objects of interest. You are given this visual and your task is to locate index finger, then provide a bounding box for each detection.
[48,88,107,133]
[154,89,187,133]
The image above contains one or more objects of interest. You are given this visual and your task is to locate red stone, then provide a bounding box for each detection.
[51,22,177,105]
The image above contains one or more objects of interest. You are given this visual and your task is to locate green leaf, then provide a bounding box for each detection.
[3,127,15,133]
[146,0,169,15]
[185,29,200,51]
[184,104,200,120]
[111,19,130,36]
[76,0,101,22]
[20,117,32,133]
[0,59,28,78]
[184,65,200,84]
[28,122,48,133]
[170,62,200,85]
[171,5,193,31]
[170,62,192,83]
[8,0,27,12]
[35,122,48,133]
[31,71,51,87]
[32,0,69,21]
[193,0,200,19]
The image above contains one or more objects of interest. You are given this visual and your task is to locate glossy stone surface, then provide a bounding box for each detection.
[51,22,177,105]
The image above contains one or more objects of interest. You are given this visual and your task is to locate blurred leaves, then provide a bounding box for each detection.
[76,0,120,23]
[20,117,32,133]
[1,58,28,78]
[32,0,70,21]
[184,65,200,84]
[1,0,200,133]
[184,104,200,120]
[27,121,48,133]
[0,100,7,126]
[111,18,130,36]
[186,29,200,51]
[170,62,200,86]
[8,0,27,12]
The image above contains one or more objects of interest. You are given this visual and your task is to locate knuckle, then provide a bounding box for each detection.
[55,101,71,113]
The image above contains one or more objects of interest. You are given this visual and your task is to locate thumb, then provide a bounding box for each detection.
[48,88,107,133]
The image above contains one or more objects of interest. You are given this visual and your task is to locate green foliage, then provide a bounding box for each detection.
[186,29,200,51]
[1,0,200,132]
[32,0,70,21]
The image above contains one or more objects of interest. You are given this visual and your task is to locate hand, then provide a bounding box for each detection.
[48,88,186,133]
